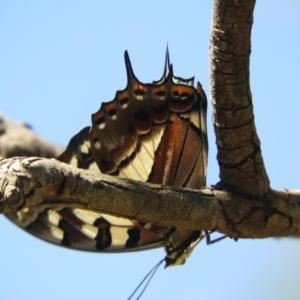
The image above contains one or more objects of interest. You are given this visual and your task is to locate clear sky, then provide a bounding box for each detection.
[1,1,300,300]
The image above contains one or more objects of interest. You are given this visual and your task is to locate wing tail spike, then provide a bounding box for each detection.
[153,45,172,85]
[164,44,171,79]
[124,50,137,85]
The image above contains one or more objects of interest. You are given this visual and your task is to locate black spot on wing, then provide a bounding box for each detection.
[77,151,94,169]
[94,217,112,250]
[126,227,141,248]
[58,219,72,247]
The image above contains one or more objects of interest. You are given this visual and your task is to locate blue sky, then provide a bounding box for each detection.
[1,1,300,299]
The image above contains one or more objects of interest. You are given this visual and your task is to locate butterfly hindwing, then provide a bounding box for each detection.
[5,49,208,266]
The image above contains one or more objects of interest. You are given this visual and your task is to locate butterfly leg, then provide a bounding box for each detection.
[204,230,228,245]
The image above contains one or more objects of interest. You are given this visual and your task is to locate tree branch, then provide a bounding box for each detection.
[0,112,63,159]
[1,157,299,239]
[210,0,270,197]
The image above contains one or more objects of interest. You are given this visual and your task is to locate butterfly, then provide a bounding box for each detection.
[5,49,208,267]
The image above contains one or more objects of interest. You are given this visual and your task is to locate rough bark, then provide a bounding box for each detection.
[1,157,300,239]
[0,112,63,159]
[1,0,299,242]
[210,0,269,197]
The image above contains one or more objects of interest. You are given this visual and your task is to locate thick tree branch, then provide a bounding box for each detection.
[0,112,63,159]
[210,0,270,197]
[1,157,299,239]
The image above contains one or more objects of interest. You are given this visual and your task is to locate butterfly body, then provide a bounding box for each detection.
[6,49,208,267]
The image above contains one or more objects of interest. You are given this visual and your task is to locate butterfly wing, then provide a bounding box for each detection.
[5,126,166,252]
[5,50,208,265]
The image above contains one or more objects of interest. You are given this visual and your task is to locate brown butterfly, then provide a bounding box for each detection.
[5,49,208,267]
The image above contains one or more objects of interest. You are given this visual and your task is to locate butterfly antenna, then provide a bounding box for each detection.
[135,260,163,300]
[127,258,164,300]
